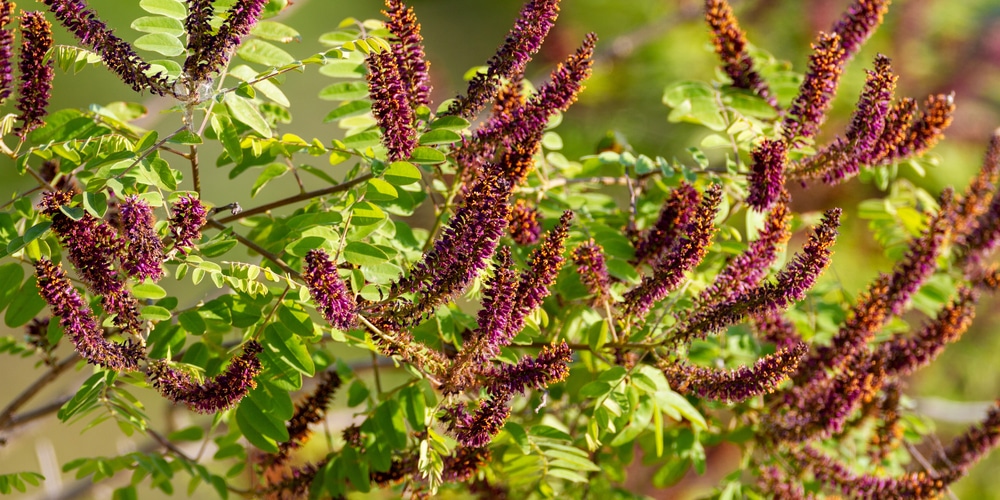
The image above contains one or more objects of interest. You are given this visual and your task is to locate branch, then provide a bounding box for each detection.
[0,353,80,431]
[214,173,373,224]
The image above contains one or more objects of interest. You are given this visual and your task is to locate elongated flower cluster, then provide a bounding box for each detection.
[367,50,417,161]
[169,195,207,254]
[39,191,140,334]
[791,445,955,499]
[632,182,700,266]
[508,199,541,245]
[661,343,807,403]
[119,196,164,282]
[184,0,268,82]
[265,371,342,467]
[303,249,357,331]
[934,401,1000,475]
[384,0,431,108]
[571,239,611,304]
[14,11,53,138]
[831,0,891,64]
[621,184,722,321]
[0,1,14,104]
[148,341,262,413]
[446,0,560,119]
[509,212,573,334]
[746,139,787,211]
[184,0,214,70]
[674,208,839,345]
[704,0,777,108]
[950,131,1000,250]
[41,0,171,94]
[34,258,142,371]
[443,395,512,449]
[782,33,845,143]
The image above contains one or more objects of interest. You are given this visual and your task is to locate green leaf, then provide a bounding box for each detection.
[139,0,186,19]
[178,310,206,335]
[251,21,301,43]
[319,81,369,101]
[225,94,271,138]
[398,384,427,429]
[168,426,204,442]
[323,100,372,122]
[132,283,167,300]
[319,61,365,78]
[251,163,290,198]
[343,130,381,149]
[263,323,315,376]
[237,39,295,67]
[235,400,279,453]
[199,238,238,257]
[0,263,24,313]
[343,241,389,267]
[140,305,172,321]
[58,371,113,422]
[134,33,185,57]
[374,400,408,449]
[546,468,589,483]
[662,81,727,131]
[365,178,398,201]
[418,129,461,146]
[428,115,470,131]
[408,146,445,164]
[131,16,184,36]
[350,201,386,226]
[212,115,243,164]
[383,161,421,185]
[4,277,45,328]
[229,65,290,107]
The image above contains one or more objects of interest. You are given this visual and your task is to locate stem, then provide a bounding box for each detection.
[205,219,300,279]
[114,125,188,181]
[214,173,373,224]
[190,145,202,196]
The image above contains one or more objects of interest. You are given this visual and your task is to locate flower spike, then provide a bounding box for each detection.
[782,32,845,143]
[367,50,417,161]
[303,249,358,331]
[660,343,807,403]
[119,195,164,282]
[746,139,787,211]
[184,0,268,81]
[383,0,431,107]
[831,0,891,64]
[508,199,541,245]
[14,11,53,137]
[0,1,15,104]
[169,195,207,254]
[148,341,263,413]
[704,0,778,108]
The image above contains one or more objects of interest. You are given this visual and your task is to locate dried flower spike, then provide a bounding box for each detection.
[303,249,357,331]
[15,11,53,137]
[265,371,342,467]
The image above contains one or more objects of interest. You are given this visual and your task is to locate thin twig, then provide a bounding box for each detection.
[204,219,300,279]
[0,353,81,430]
[214,173,373,224]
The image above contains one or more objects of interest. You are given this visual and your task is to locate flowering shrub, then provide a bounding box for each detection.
[0,0,999,498]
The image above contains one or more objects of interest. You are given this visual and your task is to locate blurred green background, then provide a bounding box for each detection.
[3,0,1000,497]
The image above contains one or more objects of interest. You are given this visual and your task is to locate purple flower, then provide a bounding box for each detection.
[184,0,214,61]
[383,0,431,107]
[792,445,956,499]
[508,199,541,245]
[34,258,142,372]
[487,342,573,397]
[303,249,357,331]
[746,139,787,211]
[756,466,810,500]
[508,211,573,335]
[697,200,791,306]
[446,0,560,119]
[633,182,701,266]
[442,447,491,484]
[119,196,164,282]
[621,184,722,322]
[571,239,611,304]
[367,50,417,161]
[443,395,512,448]
[893,93,956,159]
[864,97,916,165]
[752,310,802,352]
[934,401,1000,476]
[782,33,845,143]
[674,208,839,345]
[0,1,14,103]
[148,340,263,413]
[704,0,778,108]
[39,191,140,334]
[14,11,54,138]
[185,0,267,81]
[831,0,891,64]
[660,342,807,403]
[169,195,207,254]
[41,0,171,94]
[951,131,1000,249]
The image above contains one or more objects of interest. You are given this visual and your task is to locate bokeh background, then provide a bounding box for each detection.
[3,0,1000,497]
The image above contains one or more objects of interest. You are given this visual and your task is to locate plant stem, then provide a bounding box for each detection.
[214,173,373,224]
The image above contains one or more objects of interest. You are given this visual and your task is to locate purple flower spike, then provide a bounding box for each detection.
[487,342,573,397]
[935,401,1000,476]
[41,0,171,94]
[184,0,214,58]
[367,50,417,161]
[303,249,357,331]
[35,258,143,372]
[266,371,342,467]
[443,395,512,448]
[951,130,1000,248]
[14,11,53,138]
[621,184,722,322]
[0,1,15,103]
[384,0,431,107]
[877,286,977,377]
[746,139,787,211]
[169,195,207,254]
[704,0,778,108]
[792,445,957,499]
[508,211,573,335]
[148,341,263,413]
[633,182,700,267]
[39,191,140,334]
[831,0,891,64]
[661,342,807,403]
[782,33,845,143]
[119,195,164,282]
[508,199,541,245]
[571,239,611,304]
[185,0,268,81]
[446,0,560,119]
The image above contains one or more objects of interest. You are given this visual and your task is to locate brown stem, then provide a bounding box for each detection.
[214,173,373,224]
[190,145,202,196]
[0,353,81,430]
[204,219,300,279]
